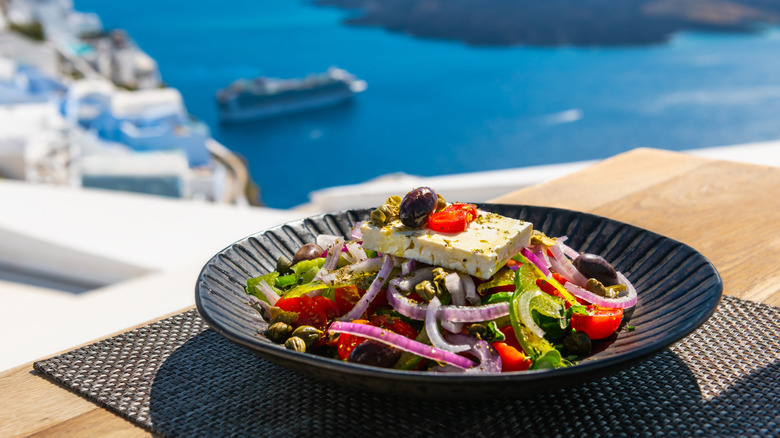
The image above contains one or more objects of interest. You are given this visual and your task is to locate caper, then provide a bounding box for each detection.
[415,280,437,302]
[276,255,292,274]
[563,330,591,355]
[585,278,625,299]
[369,196,402,226]
[268,307,298,325]
[573,253,620,286]
[266,322,293,344]
[468,323,488,340]
[284,336,307,352]
[347,340,401,368]
[399,187,439,228]
[291,325,323,348]
[291,243,324,266]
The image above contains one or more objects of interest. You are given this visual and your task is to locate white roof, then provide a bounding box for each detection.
[110,88,184,118]
[79,150,190,176]
[0,56,16,82]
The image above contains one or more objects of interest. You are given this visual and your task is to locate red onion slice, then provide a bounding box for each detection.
[440,320,463,333]
[426,297,471,353]
[445,272,466,306]
[248,294,271,313]
[329,321,476,370]
[340,255,394,321]
[563,271,637,309]
[350,221,365,240]
[316,234,342,251]
[318,257,384,286]
[345,241,368,263]
[445,333,502,374]
[390,267,434,292]
[531,245,552,271]
[255,279,280,305]
[548,243,588,287]
[401,259,418,275]
[522,247,551,277]
[558,238,581,260]
[459,273,480,305]
[387,284,510,322]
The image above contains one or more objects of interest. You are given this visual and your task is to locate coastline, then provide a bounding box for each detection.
[0,4,256,205]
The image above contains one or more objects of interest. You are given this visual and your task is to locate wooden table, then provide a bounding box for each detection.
[3,147,779,437]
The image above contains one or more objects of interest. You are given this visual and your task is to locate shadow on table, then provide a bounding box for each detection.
[149,330,780,437]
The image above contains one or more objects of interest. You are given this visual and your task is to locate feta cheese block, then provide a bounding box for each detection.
[360,210,533,279]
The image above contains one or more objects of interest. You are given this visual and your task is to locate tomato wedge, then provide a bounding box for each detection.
[571,306,623,340]
[275,295,329,329]
[334,285,389,318]
[334,285,361,316]
[336,319,369,359]
[313,296,339,320]
[491,341,532,372]
[369,315,418,340]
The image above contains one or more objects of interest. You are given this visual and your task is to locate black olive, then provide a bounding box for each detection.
[291,243,324,265]
[563,330,591,355]
[573,253,619,286]
[347,340,401,368]
[399,187,438,228]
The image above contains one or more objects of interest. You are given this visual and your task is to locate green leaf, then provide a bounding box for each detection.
[570,304,590,315]
[532,310,566,341]
[292,258,326,284]
[476,266,516,295]
[530,349,564,370]
[486,321,505,343]
[482,292,513,305]
[246,272,282,302]
[274,273,297,289]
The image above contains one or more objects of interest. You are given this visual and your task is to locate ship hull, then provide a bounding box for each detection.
[219,89,355,123]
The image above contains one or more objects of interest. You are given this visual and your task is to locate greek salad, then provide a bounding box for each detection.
[245,187,637,373]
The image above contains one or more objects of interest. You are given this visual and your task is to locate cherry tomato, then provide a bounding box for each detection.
[275,295,328,329]
[336,319,369,360]
[334,285,361,316]
[334,285,389,318]
[369,315,418,339]
[365,288,389,316]
[313,296,339,320]
[485,284,516,294]
[491,341,532,372]
[536,278,570,306]
[571,306,623,340]
[499,325,524,352]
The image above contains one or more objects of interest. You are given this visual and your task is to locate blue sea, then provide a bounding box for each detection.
[75,0,780,208]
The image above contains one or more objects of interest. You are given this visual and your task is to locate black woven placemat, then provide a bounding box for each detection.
[35,295,780,437]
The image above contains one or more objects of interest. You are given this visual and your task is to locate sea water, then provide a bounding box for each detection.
[75,0,780,208]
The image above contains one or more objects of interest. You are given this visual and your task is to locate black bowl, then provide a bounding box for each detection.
[195,204,722,399]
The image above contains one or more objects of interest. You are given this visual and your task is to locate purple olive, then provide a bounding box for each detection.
[399,187,438,228]
[573,253,619,286]
[347,340,401,368]
[291,243,324,265]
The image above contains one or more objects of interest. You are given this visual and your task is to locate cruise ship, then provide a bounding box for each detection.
[216,67,367,122]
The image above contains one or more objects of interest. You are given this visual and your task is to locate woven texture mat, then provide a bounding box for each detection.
[35,295,780,437]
